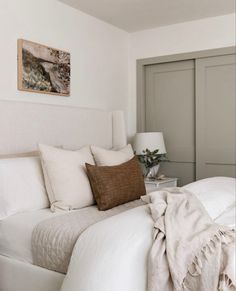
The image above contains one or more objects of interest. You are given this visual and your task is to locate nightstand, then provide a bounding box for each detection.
[145,177,178,193]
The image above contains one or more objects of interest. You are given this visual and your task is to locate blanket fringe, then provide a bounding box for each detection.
[182,228,235,290]
[218,274,233,291]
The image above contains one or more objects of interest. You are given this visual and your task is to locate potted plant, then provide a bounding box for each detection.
[137,148,168,179]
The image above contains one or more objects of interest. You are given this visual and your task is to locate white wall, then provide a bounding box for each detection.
[128,14,236,137]
[0,0,129,113]
[0,2,235,138]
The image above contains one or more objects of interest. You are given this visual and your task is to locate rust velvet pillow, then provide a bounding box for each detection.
[86,156,146,210]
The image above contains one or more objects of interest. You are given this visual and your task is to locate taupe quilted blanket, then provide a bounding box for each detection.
[32,200,144,273]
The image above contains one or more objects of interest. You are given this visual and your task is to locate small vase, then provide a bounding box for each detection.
[146,164,160,179]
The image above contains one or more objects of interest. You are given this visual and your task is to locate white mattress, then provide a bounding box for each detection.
[0,209,63,263]
[0,204,235,265]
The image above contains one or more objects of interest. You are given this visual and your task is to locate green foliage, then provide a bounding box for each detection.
[137,148,168,169]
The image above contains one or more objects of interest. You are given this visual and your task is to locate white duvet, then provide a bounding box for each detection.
[60,177,235,291]
[61,205,153,291]
[61,206,236,291]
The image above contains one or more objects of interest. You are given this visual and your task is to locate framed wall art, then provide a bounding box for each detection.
[17,39,70,96]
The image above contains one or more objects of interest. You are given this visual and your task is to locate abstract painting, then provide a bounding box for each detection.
[17,39,70,96]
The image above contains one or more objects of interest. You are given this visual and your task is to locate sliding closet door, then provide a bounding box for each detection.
[196,54,236,179]
[145,60,195,186]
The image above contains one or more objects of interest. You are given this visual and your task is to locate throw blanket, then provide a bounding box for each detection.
[32,199,144,273]
[142,188,236,291]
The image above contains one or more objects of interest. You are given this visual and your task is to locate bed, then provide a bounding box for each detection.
[0,210,65,291]
[0,100,127,291]
[0,100,235,291]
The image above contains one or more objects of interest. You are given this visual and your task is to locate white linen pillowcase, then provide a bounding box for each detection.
[39,144,95,211]
[183,176,236,220]
[0,156,49,220]
[91,144,134,166]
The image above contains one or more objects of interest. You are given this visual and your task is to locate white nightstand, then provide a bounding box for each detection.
[145,177,178,193]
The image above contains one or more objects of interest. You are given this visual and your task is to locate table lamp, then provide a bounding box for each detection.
[133,132,167,179]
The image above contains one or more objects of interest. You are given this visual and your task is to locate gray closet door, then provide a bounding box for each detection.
[196,54,236,179]
[145,60,195,186]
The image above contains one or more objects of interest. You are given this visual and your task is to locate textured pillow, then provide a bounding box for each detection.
[86,156,146,210]
[183,177,236,219]
[0,156,49,220]
[91,144,134,166]
[39,144,95,211]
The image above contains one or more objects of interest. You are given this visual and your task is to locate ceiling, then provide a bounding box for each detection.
[59,0,235,32]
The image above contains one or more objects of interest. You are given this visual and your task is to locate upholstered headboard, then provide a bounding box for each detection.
[0,100,127,155]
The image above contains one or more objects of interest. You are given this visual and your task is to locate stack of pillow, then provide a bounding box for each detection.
[0,144,146,219]
[1,144,235,221]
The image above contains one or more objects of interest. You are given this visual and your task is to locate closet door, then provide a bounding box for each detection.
[196,54,236,179]
[145,60,195,186]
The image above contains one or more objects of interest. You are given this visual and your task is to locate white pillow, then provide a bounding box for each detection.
[91,144,134,166]
[39,144,95,211]
[0,157,49,220]
[183,177,236,220]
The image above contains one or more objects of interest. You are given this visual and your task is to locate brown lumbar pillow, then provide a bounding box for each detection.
[86,156,146,210]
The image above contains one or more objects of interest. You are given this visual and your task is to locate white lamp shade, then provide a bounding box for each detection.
[133,132,167,155]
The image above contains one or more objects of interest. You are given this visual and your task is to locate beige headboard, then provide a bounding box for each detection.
[0,100,127,155]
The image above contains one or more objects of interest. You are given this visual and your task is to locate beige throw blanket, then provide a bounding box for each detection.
[142,188,235,291]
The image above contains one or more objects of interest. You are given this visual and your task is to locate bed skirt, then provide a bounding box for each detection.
[0,255,64,291]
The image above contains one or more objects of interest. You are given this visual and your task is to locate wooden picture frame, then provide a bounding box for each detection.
[17,39,70,96]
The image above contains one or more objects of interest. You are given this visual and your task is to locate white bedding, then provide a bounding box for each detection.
[0,177,235,291]
[0,201,235,267]
[60,202,236,291]
[0,209,62,263]
[61,205,153,291]
[60,176,236,291]
[215,204,236,229]
[0,201,144,268]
